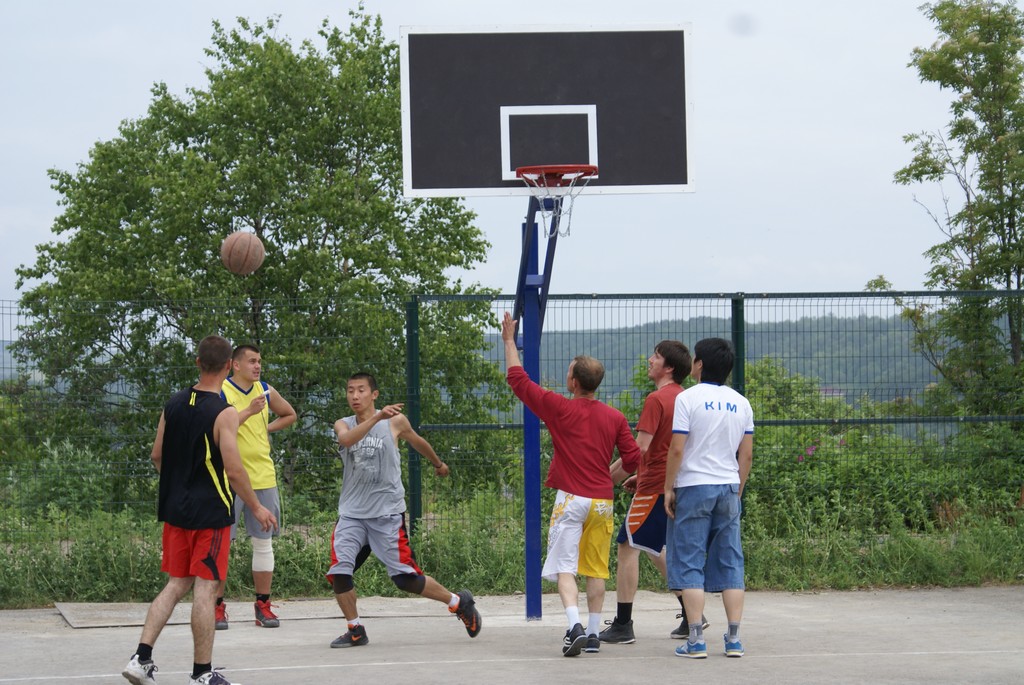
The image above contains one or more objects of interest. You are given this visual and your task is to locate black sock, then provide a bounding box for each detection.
[676,594,687,622]
[135,643,153,662]
[616,602,633,624]
[256,594,270,603]
[192,663,212,679]
[216,597,224,606]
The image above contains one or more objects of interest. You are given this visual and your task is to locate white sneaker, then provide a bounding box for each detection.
[189,669,239,685]
[122,654,158,684]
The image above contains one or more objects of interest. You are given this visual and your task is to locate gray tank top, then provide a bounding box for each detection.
[337,416,406,518]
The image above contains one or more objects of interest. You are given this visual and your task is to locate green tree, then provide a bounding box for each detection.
[891,0,1024,414]
[12,12,507,505]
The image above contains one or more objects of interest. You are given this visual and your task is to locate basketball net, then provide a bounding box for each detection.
[516,165,598,238]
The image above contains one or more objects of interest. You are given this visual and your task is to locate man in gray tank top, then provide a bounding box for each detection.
[325,372,482,648]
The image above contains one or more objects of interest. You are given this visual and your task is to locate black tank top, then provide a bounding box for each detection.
[157,386,235,529]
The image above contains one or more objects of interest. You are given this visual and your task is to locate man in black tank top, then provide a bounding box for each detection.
[122,335,278,685]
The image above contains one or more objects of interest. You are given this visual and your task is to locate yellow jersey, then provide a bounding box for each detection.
[221,378,277,489]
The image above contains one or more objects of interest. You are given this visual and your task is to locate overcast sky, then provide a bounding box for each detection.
[1,1,955,303]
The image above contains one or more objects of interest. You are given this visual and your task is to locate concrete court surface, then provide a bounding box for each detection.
[0,587,1021,684]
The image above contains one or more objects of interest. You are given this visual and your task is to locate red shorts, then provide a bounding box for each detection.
[161,523,231,581]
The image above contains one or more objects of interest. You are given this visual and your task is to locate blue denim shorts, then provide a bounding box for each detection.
[666,483,745,592]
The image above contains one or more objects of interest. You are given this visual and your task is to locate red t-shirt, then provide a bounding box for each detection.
[507,366,641,499]
[634,382,684,494]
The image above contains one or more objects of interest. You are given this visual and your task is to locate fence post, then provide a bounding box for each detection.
[731,294,746,395]
[406,296,423,534]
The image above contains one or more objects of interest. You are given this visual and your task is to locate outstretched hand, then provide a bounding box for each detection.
[377,403,404,419]
[501,312,518,343]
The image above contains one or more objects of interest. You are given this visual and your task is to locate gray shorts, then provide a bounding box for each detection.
[327,513,422,577]
[232,487,281,540]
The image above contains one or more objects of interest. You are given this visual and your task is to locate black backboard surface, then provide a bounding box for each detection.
[401,25,693,197]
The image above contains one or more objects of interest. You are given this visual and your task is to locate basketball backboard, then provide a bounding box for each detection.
[400,25,693,197]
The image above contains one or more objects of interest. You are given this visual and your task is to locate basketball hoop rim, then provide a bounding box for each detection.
[515,164,598,187]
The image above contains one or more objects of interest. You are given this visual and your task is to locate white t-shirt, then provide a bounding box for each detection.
[671,381,754,488]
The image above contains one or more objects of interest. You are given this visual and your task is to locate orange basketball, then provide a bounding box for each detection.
[220,231,265,276]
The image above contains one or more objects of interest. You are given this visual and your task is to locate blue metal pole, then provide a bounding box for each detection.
[521,206,544,621]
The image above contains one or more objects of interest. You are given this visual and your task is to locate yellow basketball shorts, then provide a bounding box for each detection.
[541,490,615,581]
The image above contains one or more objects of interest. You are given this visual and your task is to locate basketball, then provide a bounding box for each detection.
[220,231,265,276]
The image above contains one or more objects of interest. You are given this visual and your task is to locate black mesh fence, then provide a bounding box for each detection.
[2,291,1022,553]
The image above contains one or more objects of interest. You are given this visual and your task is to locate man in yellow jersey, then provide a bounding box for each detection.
[216,344,297,629]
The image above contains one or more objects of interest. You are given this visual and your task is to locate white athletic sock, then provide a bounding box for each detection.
[587,613,602,636]
[566,606,581,628]
[347,617,361,627]
[448,593,460,609]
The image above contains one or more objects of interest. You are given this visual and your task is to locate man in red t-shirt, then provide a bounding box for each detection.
[600,340,706,645]
[502,313,641,657]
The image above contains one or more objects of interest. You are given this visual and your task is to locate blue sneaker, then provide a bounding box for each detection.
[675,640,708,658]
[724,634,744,657]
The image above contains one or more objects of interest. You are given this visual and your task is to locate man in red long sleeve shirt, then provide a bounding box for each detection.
[502,312,641,657]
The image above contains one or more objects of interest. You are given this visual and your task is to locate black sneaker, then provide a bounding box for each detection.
[584,634,601,653]
[670,613,710,639]
[452,590,482,637]
[598,618,636,644]
[330,624,369,648]
[562,622,587,657]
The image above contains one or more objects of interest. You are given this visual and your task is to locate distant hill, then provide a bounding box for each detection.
[4,313,940,404]
[487,314,936,405]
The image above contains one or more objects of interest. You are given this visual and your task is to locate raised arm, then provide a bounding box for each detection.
[501,312,523,371]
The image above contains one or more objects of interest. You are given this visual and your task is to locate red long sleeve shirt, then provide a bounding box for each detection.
[507,366,641,499]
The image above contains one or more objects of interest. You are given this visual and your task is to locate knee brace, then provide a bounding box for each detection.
[251,537,275,573]
[391,573,426,595]
[332,574,354,594]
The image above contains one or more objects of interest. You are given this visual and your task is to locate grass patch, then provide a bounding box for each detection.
[2,494,1022,609]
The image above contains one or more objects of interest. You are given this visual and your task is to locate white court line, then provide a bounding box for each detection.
[3,651,1023,683]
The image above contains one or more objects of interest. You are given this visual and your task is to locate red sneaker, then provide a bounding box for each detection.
[254,599,280,628]
[214,602,229,631]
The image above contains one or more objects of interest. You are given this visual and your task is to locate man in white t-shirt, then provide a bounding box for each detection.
[663,337,754,660]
